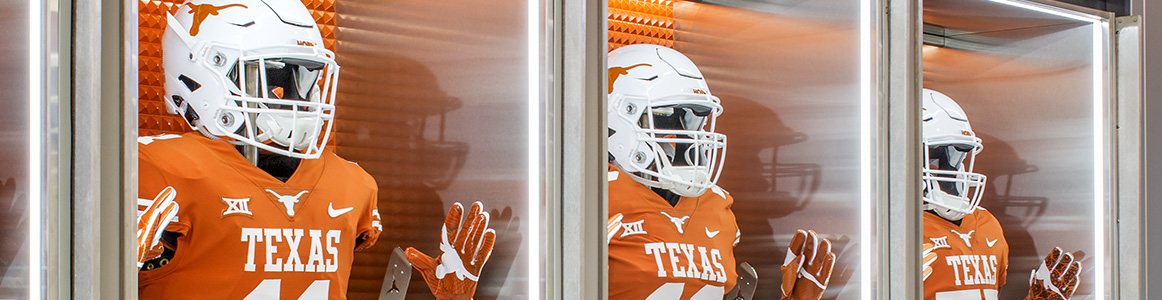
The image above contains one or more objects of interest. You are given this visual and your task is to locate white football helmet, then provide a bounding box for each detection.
[163,0,338,159]
[607,44,726,198]
[921,89,987,221]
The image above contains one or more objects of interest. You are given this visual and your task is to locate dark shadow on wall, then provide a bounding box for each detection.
[473,206,522,300]
[0,178,27,299]
[715,94,827,300]
[336,48,524,299]
[973,133,1044,299]
[335,52,466,300]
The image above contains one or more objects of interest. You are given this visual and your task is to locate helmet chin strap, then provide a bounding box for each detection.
[662,166,709,198]
[924,188,971,221]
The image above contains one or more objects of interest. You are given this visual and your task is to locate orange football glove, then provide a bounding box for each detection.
[136,186,178,268]
[406,201,497,300]
[1025,247,1081,300]
[780,229,836,300]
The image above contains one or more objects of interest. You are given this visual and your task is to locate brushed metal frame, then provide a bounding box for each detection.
[883,0,922,298]
[71,0,103,297]
[48,0,72,299]
[559,0,606,298]
[1114,15,1144,300]
[1131,1,1162,299]
[73,0,133,298]
[1102,13,1118,299]
[1130,0,1162,297]
[123,0,140,298]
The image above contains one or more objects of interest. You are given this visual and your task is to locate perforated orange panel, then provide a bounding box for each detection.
[608,0,675,50]
[138,0,186,137]
[137,0,337,138]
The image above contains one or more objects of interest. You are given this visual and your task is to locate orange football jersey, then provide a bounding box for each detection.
[607,163,739,299]
[923,208,1009,300]
[136,133,382,300]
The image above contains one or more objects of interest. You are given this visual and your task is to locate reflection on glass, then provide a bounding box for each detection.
[636,1,864,299]
[334,0,533,299]
[0,0,31,298]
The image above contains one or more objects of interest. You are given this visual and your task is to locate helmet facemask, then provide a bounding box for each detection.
[615,93,727,197]
[212,45,339,159]
[922,140,987,221]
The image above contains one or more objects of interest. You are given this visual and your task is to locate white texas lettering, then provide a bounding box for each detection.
[944,254,999,286]
[240,227,342,273]
[642,242,727,283]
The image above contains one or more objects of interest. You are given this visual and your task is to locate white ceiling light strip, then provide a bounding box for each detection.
[29,0,44,299]
[526,0,541,298]
[859,0,872,298]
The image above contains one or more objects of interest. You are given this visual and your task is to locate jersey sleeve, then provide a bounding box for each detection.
[354,183,381,251]
[997,244,1008,287]
[138,143,191,235]
[722,189,740,248]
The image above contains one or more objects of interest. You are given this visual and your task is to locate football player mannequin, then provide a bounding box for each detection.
[920,89,1082,300]
[134,0,384,298]
[605,44,835,300]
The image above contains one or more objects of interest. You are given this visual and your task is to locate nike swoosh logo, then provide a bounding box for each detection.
[706,228,720,238]
[986,238,998,248]
[328,203,354,218]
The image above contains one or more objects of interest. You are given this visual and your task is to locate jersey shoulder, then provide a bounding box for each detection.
[318,151,377,192]
[138,133,234,181]
[967,208,1001,226]
[698,184,733,204]
[965,208,1005,238]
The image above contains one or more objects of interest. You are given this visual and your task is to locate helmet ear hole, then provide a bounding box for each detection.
[169,95,186,113]
[182,105,200,126]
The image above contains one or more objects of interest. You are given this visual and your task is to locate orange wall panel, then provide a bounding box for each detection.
[608,0,675,50]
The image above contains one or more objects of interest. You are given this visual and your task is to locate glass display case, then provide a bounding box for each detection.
[921,0,1116,298]
[605,0,879,298]
[9,0,1150,299]
[132,0,548,298]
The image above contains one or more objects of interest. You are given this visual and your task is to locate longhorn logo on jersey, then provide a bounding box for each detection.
[660,212,690,234]
[951,229,974,248]
[265,189,309,219]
